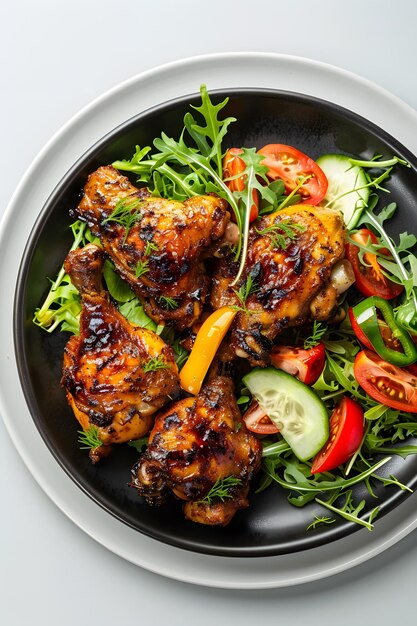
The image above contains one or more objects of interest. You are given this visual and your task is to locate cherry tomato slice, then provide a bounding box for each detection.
[257,144,328,205]
[346,229,403,300]
[311,397,364,474]
[353,349,417,412]
[242,401,279,434]
[348,306,406,354]
[222,148,259,222]
[270,343,326,385]
[348,307,373,350]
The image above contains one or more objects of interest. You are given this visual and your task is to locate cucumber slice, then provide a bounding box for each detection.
[243,367,329,461]
[316,154,369,229]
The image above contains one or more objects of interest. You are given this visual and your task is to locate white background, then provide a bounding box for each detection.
[2,0,417,623]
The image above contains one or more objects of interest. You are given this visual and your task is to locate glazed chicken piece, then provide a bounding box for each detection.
[130,376,262,526]
[72,165,231,330]
[211,204,346,365]
[61,244,180,463]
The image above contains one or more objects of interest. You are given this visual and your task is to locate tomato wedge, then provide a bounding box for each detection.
[354,349,417,412]
[242,401,279,434]
[222,148,259,222]
[311,397,364,474]
[257,144,328,205]
[270,343,325,385]
[346,229,403,299]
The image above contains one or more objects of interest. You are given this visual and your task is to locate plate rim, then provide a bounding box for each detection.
[2,52,417,588]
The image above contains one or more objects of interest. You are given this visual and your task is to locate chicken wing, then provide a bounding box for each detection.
[72,165,230,330]
[61,244,180,462]
[210,204,346,365]
[130,376,262,526]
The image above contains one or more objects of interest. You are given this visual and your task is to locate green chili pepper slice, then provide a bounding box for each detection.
[352,296,417,366]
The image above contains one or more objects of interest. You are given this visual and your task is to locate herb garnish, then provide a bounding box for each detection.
[143,355,170,373]
[256,219,306,250]
[303,321,328,349]
[102,197,144,240]
[135,259,150,278]
[158,295,179,310]
[234,271,259,308]
[78,426,103,450]
[144,240,159,255]
[198,476,242,505]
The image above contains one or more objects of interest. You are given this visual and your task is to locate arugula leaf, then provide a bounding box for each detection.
[315,492,379,531]
[185,84,236,174]
[360,204,417,333]
[303,321,327,349]
[307,515,336,530]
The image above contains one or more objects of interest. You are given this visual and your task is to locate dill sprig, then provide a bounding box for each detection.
[135,259,150,278]
[235,272,259,307]
[134,240,159,278]
[198,476,242,505]
[101,197,144,239]
[143,355,170,373]
[144,240,159,255]
[158,295,179,310]
[78,426,103,450]
[256,218,306,250]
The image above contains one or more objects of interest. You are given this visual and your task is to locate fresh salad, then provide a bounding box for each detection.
[34,85,417,532]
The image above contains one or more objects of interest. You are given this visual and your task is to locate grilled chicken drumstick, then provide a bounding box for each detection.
[61,244,180,463]
[72,165,231,330]
[210,204,346,365]
[130,376,262,526]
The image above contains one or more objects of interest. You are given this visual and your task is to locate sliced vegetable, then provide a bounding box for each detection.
[311,397,364,474]
[316,154,369,228]
[270,343,326,385]
[354,349,417,412]
[179,306,237,395]
[257,144,328,205]
[348,307,374,350]
[223,148,259,222]
[352,297,417,366]
[346,229,403,299]
[242,401,279,434]
[243,367,329,461]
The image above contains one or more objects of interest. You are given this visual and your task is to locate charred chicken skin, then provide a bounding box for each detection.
[130,376,262,526]
[61,244,180,462]
[72,165,231,330]
[210,204,346,365]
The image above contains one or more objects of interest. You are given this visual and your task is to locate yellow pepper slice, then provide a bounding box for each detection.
[179,306,237,395]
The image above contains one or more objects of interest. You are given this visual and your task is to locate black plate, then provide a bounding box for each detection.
[14,89,417,557]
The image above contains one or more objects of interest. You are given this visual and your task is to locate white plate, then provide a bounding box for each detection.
[2,52,417,589]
